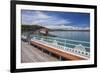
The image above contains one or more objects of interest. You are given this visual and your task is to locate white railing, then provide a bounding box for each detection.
[21,35,27,40]
[33,35,90,47]
[32,36,90,58]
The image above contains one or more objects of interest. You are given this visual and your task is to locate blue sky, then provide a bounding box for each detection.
[21,10,90,28]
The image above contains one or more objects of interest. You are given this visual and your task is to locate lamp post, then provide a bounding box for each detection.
[27,31,33,45]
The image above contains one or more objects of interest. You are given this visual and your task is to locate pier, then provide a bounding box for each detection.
[21,41,58,63]
[21,35,90,62]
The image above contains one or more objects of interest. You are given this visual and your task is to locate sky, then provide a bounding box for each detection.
[21,10,90,28]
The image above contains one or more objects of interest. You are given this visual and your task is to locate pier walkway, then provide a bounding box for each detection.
[21,35,90,61]
[21,41,58,63]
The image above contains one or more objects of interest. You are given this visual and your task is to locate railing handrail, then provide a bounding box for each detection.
[34,35,90,47]
[34,35,90,44]
[57,41,90,49]
[40,37,90,49]
[32,37,90,58]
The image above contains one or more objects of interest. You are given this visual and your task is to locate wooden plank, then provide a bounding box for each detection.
[31,40,86,60]
[21,41,58,63]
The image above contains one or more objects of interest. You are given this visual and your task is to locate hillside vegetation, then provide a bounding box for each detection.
[21,25,44,32]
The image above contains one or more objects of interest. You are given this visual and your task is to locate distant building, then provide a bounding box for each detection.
[39,28,49,35]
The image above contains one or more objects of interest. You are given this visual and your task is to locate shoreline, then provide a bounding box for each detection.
[49,30,90,32]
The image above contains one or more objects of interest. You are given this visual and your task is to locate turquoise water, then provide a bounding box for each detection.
[49,31,90,42]
[49,31,90,52]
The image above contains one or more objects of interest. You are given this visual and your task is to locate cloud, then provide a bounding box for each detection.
[22,10,71,26]
[34,11,51,19]
[45,25,90,30]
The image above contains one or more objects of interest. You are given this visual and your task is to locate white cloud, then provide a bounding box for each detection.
[45,25,90,30]
[22,11,71,26]
[34,11,51,19]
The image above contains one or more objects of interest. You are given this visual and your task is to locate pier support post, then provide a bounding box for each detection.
[59,56,62,61]
[49,52,52,56]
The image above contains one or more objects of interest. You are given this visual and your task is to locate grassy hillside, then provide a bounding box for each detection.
[21,25,44,32]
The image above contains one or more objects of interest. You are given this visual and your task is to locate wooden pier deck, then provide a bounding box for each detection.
[30,39,87,60]
[21,41,58,63]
